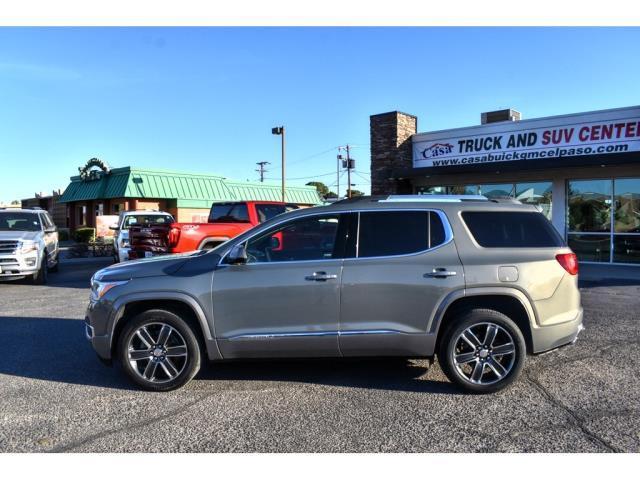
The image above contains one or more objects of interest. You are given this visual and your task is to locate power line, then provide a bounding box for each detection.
[287,146,341,166]
[264,171,337,181]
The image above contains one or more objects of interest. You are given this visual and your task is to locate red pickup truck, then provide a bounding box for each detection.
[130,201,300,257]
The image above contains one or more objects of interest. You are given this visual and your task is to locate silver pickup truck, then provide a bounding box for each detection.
[0,208,59,284]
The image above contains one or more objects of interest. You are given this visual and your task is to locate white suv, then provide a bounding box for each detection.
[0,208,59,284]
[110,210,174,262]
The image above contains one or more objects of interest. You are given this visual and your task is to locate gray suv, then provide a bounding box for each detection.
[85,195,583,393]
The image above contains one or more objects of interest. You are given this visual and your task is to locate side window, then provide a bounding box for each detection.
[40,213,53,230]
[244,214,343,263]
[44,213,55,230]
[357,211,447,258]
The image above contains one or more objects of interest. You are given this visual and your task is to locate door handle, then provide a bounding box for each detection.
[424,268,457,279]
[305,271,338,281]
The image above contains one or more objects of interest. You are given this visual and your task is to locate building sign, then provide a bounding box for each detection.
[78,157,111,180]
[413,106,640,168]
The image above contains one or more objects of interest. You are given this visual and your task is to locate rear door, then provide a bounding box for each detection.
[339,209,465,356]
[40,213,58,265]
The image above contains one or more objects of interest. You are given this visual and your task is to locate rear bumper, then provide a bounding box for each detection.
[531,307,584,353]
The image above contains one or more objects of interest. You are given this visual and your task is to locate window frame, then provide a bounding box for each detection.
[219,208,454,266]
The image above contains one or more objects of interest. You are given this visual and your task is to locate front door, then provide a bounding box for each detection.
[339,210,465,356]
[212,212,351,359]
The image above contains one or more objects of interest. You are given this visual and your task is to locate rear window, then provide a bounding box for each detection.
[461,211,564,248]
[255,204,299,223]
[209,203,250,223]
[358,211,447,258]
[122,214,174,229]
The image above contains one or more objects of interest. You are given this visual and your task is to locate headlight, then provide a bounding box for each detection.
[91,279,129,300]
[19,240,38,254]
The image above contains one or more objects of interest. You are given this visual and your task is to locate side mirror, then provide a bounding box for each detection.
[109,224,119,230]
[227,243,248,265]
[45,226,57,233]
[270,235,281,249]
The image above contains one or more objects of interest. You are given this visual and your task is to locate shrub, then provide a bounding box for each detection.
[58,228,70,241]
[74,227,96,243]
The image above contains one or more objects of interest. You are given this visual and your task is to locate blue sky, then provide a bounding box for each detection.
[1,27,639,201]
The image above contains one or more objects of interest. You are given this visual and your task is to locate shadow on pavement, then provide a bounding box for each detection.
[0,313,459,395]
[0,315,134,390]
[196,357,460,395]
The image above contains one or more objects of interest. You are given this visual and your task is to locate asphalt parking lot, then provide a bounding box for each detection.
[0,260,639,453]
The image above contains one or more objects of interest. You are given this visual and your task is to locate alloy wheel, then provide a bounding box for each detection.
[452,322,516,385]
[127,322,189,384]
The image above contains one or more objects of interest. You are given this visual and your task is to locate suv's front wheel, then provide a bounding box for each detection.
[118,309,202,391]
[438,309,526,394]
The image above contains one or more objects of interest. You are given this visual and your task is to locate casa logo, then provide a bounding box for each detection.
[421,143,454,159]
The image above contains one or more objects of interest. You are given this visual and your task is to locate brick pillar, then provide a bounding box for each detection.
[370,111,417,195]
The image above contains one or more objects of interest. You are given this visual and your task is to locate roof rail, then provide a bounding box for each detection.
[379,194,488,203]
[489,197,523,204]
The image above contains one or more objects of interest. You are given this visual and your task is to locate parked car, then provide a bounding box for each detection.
[109,210,174,262]
[166,201,299,253]
[0,207,59,284]
[85,195,583,393]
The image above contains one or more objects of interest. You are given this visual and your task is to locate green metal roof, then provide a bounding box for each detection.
[59,167,321,206]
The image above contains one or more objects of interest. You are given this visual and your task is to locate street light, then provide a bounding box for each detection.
[272,126,285,202]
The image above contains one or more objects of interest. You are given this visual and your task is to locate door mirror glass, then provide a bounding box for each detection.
[270,235,281,250]
[109,223,119,230]
[227,243,248,265]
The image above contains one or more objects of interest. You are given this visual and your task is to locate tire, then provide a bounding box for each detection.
[32,256,48,285]
[438,309,526,394]
[48,254,59,273]
[117,309,201,391]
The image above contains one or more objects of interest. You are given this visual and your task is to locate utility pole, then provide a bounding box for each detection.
[336,147,342,200]
[255,161,270,182]
[345,144,354,199]
[271,126,286,202]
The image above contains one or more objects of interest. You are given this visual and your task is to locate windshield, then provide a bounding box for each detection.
[121,214,174,230]
[0,212,42,231]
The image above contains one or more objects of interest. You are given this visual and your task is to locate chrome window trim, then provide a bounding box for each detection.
[217,208,454,267]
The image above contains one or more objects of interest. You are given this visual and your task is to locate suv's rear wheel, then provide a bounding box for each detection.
[438,309,526,394]
[118,309,201,391]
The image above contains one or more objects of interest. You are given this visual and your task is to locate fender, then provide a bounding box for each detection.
[428,286,539,335]
[108,290,222,360]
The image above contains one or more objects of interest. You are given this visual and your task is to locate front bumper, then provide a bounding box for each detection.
[531,307,584,354]
[0,254,39,279]
[85,298,115,363]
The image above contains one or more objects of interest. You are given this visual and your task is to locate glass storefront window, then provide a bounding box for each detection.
[567,180,612,233]
[478,184,514,199]
[449,185,478,195]
[515,182,553,220]
[567,234,611,263]
[613,235,640,264]
[614,178,640,234]
[416,186,447,195]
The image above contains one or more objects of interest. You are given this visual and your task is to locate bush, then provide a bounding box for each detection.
[74,227,96,243]
[58,228,70,241]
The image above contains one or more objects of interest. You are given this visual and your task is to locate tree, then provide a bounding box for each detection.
[306,181,337,200]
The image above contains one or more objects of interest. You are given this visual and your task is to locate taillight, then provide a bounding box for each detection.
[168,226,181,248]
[556,253,578,275]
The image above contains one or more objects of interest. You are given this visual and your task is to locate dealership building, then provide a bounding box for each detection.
[370,105,640,265]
